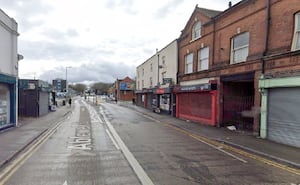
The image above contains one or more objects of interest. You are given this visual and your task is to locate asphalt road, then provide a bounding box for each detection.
[101,102,300,185]
[3,99,141,185]
[1,99,300,185]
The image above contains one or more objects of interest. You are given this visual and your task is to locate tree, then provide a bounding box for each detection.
[91,82,112,95]
[69,83,87,94]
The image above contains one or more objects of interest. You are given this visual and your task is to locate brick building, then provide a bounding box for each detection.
[177,0,300,145]
[115,77,135,101]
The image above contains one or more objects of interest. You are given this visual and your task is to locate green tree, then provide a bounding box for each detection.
[69,83,87,94]
[91,82,112,95]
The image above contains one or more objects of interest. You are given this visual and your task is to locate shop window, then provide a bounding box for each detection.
[231,32,249,64]
[292,12,300,51]
[198,47,209,71]
[185,53,193,74]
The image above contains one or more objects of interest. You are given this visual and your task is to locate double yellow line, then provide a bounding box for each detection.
[164,123,300,176]
[0,113,70,185]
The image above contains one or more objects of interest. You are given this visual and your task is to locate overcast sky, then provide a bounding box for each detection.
[1,0,240,84]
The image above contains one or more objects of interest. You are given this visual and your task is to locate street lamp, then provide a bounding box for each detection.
[66,66,72,93]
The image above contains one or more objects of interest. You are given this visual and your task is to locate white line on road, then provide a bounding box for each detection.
[105,129,120,150]
[63,181,67,185]
[99,107,154,185]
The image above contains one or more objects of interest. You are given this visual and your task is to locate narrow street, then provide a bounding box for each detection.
[1,98,299,185]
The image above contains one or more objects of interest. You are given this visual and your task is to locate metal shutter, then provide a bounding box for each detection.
[178,92,211,122]
[267,87,300,147]
[39,92,49,116]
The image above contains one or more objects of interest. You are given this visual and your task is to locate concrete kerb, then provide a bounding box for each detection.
[0,110,72,169]
[216,139,300,169]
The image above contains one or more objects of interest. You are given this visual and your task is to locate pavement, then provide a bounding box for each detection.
[0,99,299,172]
[0,105,71,169]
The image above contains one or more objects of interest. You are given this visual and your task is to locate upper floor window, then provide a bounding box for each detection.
[185,53,193,74]
[162,56,166,66]
[142,68,144,76]
[198,47,209,71]
[292,12,300,51]
[150,63,153,72]
[192,21,201,40]
[150,77,153,87]
[231,32,249,64]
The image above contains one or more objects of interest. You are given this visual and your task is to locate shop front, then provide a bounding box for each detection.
[259,75,300,148]
[174,83,217,126]
[0,74,17,130]
[153,87,173,114]
[135,89,154,110]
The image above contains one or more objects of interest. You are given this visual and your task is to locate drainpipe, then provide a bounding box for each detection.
[259,0,271,138]
[212,18,216,68]
[262,0,271,74]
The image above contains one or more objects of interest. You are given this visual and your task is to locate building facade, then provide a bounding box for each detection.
[0,9,19,130]
[177,0,300,145]
[115,77,135,101]
[136,40,178,114]
[52,79,66,93]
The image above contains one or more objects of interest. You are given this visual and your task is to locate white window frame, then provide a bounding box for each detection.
[292,12,300,51]
[192,21,201,40]
[185,53,193,74]
[198,47,209,71]
[231,32,250,64]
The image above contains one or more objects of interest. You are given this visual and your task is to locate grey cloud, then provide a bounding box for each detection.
[0,0,52,31]
[42,28,79,40]
[39,61,135,84]
[154,0,185,19]
[20,40,114,61]
[105,0,137,15]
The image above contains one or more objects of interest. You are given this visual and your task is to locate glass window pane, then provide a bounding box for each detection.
[234,32,249,48]
[297,13,300,30]
[296,32,300,49]
[234,47,248,63]
[201,59,209,70]
[200,47,209,59]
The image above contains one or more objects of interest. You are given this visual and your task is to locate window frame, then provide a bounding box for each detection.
[198,47,209,71]
[230,32,250,64]
[192,21,201,40]
[292,12,300,51]
[185,53,194,74]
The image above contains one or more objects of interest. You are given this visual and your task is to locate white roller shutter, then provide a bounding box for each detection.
[267,87,300,147]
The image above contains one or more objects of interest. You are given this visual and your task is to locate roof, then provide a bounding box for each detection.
[196,7,221,18]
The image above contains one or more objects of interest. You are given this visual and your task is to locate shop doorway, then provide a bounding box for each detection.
[222,81,254,130]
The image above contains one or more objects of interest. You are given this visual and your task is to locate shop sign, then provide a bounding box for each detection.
[120,82,135,90]
[142,89,153,93]
[156,88,165,94]
[174,83,211,92]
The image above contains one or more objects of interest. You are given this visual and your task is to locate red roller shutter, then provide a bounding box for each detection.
[177,92,215,125]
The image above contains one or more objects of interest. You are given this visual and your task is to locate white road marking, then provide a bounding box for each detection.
[99,107,154,185]
[63,180,67,185]
[105,129,120,150]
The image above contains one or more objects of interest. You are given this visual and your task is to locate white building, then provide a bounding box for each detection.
[136,40,178,114]
[0,9,20,130]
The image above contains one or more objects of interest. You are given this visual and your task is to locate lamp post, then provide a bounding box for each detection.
[65,66,72,93]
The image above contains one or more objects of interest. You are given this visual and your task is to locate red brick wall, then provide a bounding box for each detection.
[178,0,300,133]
